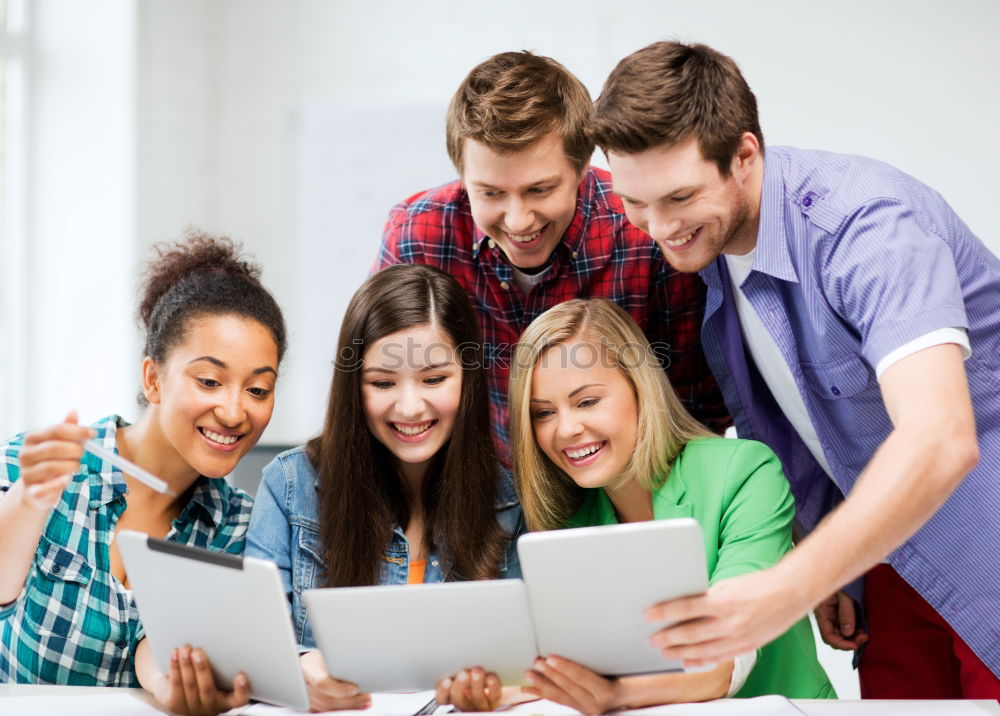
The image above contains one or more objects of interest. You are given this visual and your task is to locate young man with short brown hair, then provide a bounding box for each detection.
[376,51,730,463]
[592,40,999,698]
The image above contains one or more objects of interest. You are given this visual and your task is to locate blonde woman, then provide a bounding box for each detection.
[507,299,833,712]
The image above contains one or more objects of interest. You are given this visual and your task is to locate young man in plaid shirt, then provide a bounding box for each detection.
[375,51,730,462]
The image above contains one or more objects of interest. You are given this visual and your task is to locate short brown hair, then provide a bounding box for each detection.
[446,51,594,175]
[590,41,764,176]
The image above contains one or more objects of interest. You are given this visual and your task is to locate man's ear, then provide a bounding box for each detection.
[732,131,760,179]
[141,357,162,405]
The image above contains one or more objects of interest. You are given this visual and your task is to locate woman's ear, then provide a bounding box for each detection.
[141,357,162,405]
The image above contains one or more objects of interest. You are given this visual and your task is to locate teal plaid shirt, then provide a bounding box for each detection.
[0,415,253,685]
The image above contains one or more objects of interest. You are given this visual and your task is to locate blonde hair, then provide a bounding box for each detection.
[509,299,712,531]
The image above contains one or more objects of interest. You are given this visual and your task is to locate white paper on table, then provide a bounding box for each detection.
[497,697,580,714]
[619,695,804,714]
[240,690,438,715]
[794,700,994,715]
[500,695,802,715]
[0,692,172,716]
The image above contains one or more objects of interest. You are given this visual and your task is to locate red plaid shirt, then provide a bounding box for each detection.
[376,167,730,464]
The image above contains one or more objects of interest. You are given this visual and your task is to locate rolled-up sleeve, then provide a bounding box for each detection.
[823,200,968,370]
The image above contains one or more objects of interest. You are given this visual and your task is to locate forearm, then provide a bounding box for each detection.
[134,639,165,694]
[777,423,977,607]
[615,661,733,708]
[0,481,50,603]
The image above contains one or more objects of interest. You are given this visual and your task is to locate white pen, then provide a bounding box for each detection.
[85,440,177,497]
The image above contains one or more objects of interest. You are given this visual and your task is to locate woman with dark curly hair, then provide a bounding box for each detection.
[0,231,286,715]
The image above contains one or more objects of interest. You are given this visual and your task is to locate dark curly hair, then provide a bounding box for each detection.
[137,229,286,403]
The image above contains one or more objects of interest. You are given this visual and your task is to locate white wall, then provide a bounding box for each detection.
[198,0,1000,448]
[12,0,999,443]
[15,0,999,442]
[133,4,1000,698]
[9,0,1000,698]
[11,0,138,433]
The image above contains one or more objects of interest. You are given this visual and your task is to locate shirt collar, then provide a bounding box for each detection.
[180,477,228,529]
[568,483,693,526]
[85,415,130,510]
[566,449,697,527]
[82,414,226,528]
[752,151,799,283]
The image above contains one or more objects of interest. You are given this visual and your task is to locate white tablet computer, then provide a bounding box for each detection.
[304,580,537,693]
[517,518,707,677]
[116,530,309,710]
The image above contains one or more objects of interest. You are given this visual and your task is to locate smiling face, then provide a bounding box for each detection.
[361,323,463,480]
[529,339,639,491]
[462,131,584,270]
[608,135,762,273]
[144,314,279,480]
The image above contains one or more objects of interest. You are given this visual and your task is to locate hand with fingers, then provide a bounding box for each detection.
[150,646,250,716]
[299,650,371,711]
[15,411,94,511]
[814,590,868,651]
[435,667,503,712]
[645,567,809,668]
[522,656,623,715]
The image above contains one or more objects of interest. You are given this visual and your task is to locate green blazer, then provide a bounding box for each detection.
[566,437,835,699]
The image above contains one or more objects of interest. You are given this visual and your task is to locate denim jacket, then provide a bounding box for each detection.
[244,446,524,648]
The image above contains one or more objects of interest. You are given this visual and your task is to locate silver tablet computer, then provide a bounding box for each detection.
[517,518,708,677]
[116,530,309,710]
[304,580,537,693]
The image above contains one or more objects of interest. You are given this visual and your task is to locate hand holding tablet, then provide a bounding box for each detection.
[120,519,707,704]
[302,519,708,692]
[116,531,310,711]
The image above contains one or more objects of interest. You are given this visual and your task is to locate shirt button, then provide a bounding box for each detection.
[52,564,62,574]
[500,281,510,290]
[803,196,813,207]
[117,639,128,649]
[830,385,841,396]
[488,239,496,249]
[431,560,439,567]
[571,251,579,259]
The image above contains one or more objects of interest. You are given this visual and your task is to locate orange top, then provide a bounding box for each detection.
[407,559,426,585]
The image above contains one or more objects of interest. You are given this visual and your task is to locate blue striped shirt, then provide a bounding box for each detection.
[699,146,1000,675]
[0,415,254,685]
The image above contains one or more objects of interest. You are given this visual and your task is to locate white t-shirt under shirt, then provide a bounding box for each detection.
[510,264,553,295]
[724,249,971,480]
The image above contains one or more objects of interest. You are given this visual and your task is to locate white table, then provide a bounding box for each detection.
[0,686,997,714]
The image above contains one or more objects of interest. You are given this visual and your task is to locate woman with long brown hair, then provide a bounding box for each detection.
[246,264,522,712]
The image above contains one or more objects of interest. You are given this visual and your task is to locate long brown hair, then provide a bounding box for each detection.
[308,264,507,586]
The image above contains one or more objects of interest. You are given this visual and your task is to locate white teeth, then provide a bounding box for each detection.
[392,421,432,436]
[665,230,696,247]
[202,429,238,445]
[566,444,602,459]
[507,229,543,243]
